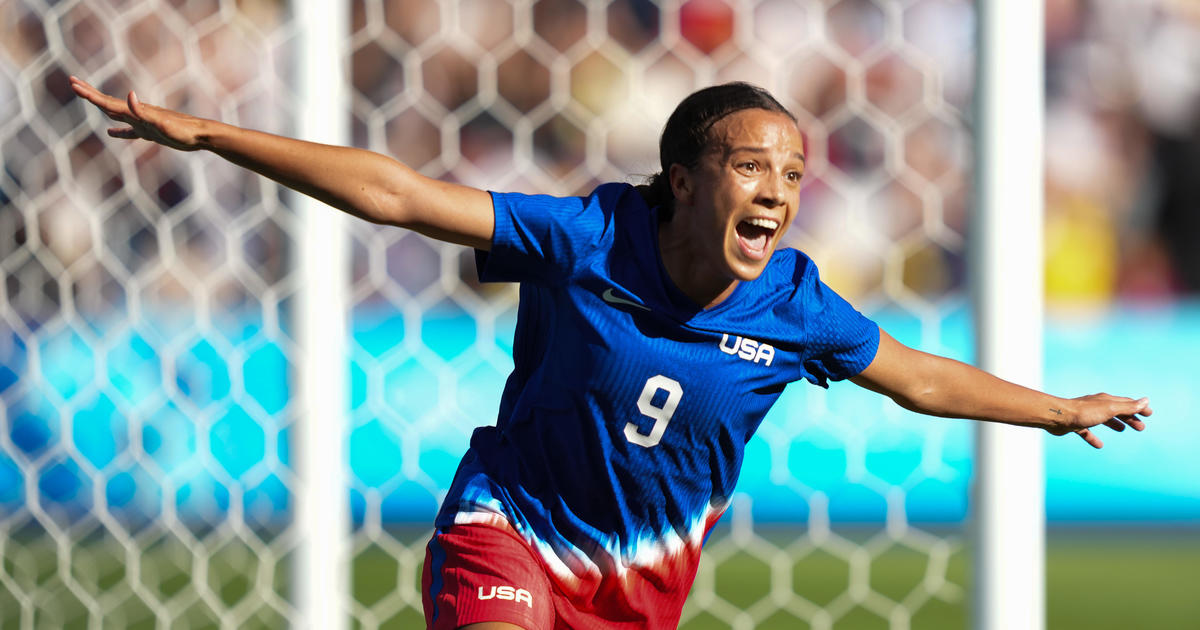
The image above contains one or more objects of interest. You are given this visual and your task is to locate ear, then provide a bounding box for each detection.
[668,163,693,206]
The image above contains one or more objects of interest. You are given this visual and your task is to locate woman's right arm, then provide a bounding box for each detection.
[70,76,494,250]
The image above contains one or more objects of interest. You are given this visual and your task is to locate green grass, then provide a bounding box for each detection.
[678,529,1200,629]
[2,528,1196,629]
[1044,530,1200,630]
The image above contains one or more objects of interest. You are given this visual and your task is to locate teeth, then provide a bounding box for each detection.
[745,218,779,231]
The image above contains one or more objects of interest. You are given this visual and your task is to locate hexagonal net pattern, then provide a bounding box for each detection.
[3,0,301,626]
[2,0,977,628]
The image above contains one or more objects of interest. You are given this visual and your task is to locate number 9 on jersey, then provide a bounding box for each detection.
[624,375,683,448]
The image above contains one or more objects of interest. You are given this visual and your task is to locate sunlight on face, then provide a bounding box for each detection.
[667,108,806,294]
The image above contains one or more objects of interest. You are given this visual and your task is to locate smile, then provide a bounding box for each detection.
[744,217,779,230]
[735,217,779,260]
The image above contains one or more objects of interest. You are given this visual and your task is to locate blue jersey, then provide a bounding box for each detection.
[435,182,878,593]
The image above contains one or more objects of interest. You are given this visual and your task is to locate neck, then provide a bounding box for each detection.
[657,215,738,309]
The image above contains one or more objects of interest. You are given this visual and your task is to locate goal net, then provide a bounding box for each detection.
[0,0,975,627]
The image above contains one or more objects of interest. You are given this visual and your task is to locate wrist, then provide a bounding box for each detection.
[1043,398,1076,430]
[195,118,228,152]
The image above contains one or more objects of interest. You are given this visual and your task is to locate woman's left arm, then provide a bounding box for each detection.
[850,329,1151,448]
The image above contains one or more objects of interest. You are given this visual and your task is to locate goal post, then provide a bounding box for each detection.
[971,1,1046,629]
[294,2,351,629]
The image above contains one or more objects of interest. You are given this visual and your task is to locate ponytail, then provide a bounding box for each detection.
[639,172,675,219]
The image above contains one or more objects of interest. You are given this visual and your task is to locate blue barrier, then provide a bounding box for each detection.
[3,302,1197,526]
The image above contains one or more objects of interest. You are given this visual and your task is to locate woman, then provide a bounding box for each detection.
[72,78,1150,630]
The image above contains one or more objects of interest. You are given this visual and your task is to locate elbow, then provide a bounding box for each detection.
[891,381,944,416]
[353,159,422,227]
[891,393,926,415]
[358,184,412,226]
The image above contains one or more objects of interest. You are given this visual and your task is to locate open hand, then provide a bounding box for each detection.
[1046,393,1151,448]
[70,76,208,151]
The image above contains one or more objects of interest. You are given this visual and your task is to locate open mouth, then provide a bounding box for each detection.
[735,217,779,259]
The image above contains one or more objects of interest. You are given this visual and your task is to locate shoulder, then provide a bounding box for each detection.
[588,182,648,222]
[480,182,647,282]
[490,182,641,213]
[488,182,645,242]
[759,247,820,291]
[753,247,859,317]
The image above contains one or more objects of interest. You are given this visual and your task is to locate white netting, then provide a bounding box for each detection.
[3,0,299,626]
[1,1,975,628]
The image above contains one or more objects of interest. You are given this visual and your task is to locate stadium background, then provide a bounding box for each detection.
[1,0,1197,628]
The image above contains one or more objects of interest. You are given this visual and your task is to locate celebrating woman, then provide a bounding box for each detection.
[72,77,1150,630]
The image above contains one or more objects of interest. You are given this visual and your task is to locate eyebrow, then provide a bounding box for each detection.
[727,146,807,163]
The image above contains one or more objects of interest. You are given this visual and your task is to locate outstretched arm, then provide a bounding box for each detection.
[70,77,494,250]
[850,329,1151,448]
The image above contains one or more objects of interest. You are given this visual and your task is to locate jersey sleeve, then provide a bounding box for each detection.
[475,186,618,287]
[794,262,881,387]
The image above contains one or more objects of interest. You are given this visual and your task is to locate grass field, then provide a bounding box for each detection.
[678,529,1200,629]
[2,528,1196,628]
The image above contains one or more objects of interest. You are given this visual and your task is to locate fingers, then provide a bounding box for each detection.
[73,77,204,151]
[127,90,147,121]
[120,90,150,138]
[1075,429,1104,449]
[71,77,149,141]
[69,76,125,117]
[1093,395,1151,433]
[1115,397,1150,431]
[1057,394,1151,446]
[1091,414,1141,433]
[1117,414,1147,431]
[68,75,98,100]
[71,76,142,141]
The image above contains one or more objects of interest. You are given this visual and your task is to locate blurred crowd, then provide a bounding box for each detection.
[2,0,1199,331]
[1043,0,1200,304]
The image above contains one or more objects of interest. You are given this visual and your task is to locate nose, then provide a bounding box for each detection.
[756,172,787,208]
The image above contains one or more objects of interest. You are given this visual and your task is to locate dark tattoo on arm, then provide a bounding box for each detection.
[1049,408,1063,415]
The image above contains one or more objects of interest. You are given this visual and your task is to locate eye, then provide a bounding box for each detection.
[785,170,804,183]
[737,161,760,173]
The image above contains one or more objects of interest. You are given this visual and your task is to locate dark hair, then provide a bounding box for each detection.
[642,82,796,216]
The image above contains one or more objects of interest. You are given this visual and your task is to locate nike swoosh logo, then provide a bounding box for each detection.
[602,288,651,311]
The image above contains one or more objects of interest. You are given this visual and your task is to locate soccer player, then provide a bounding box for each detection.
[72,78,1151,630]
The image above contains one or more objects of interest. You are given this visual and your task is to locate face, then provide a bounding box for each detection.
[669,108,806,283]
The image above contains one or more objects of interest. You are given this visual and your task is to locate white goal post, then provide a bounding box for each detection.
[972,1,1046,629]
[294,3,351,630]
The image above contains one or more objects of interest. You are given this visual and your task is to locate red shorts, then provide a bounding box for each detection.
[422,522,554,630]
[421,521,700,630]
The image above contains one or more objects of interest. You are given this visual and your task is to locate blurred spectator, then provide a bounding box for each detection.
[1044,0,1200,305]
